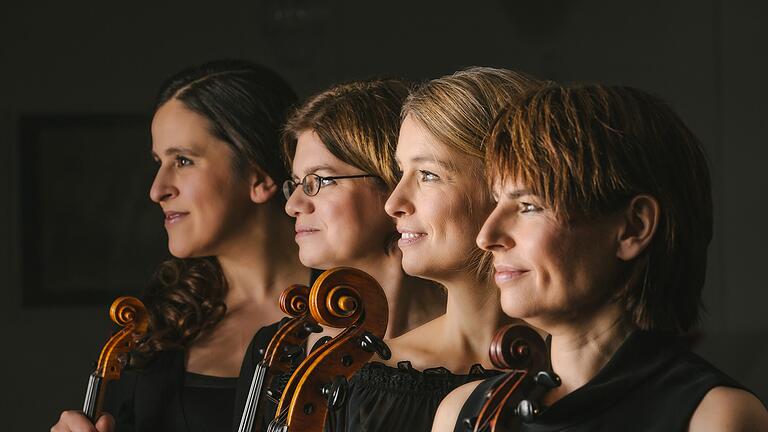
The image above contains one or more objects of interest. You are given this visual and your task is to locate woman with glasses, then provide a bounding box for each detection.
[282,78,446,344]
[317,68,543,432]
[432,84,768,431]
[52,60,308,432]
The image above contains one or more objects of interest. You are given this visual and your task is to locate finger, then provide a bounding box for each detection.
[52,410,97,432]
[95,413,115,432]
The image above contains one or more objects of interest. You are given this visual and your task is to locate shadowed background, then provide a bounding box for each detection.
[1,0,766,429]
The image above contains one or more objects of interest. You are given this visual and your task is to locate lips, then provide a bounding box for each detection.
[164,211,189,226]
[493,265,529,284]
[295,225,320,239]
[397,229,427,247]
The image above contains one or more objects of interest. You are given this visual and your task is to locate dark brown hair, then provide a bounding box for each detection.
[282,78,410,190]
[486,84,712,333]
[137,60,296,357]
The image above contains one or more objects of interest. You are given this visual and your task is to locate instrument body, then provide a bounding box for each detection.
[269,267,390,432]
[469,325,560,432]
[237,284,320,432]
[83,296,149,422]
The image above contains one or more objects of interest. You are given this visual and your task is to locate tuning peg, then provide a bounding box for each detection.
[303,322,323,334]
[461,416,477,430]
[310,336,333,353]
[515,399,540,422]
[359,331,391,360]
[322,376,349,411]
[533,371,561,389]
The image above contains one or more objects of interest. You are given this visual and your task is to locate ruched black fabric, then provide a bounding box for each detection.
[455,331,756,432]
[102,321,280,432]
[328,361,501,432]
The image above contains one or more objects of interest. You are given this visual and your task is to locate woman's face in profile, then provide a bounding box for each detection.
[476,178,625,326]
[149,99,255,258]
[385,115,492,282]
[285,130,395,269]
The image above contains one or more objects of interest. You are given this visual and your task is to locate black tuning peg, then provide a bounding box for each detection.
[359,331,391,360]
[461,416,477,430]
[302,322,323,334]
[533,371,561,389]
[310,336,333,353]
[515,399,540,422]
[322,376,348,411]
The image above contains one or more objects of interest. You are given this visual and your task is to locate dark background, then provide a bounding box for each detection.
[1,0,766,429]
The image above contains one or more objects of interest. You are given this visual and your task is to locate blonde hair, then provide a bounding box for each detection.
[282,79,409,190]
[402,67,544,280]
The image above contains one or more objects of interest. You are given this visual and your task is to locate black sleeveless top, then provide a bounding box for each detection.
[103,321,280,432]
[328,361,501,432]
[455,331,751,432]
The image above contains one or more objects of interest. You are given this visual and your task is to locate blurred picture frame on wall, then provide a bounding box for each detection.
[18,114,168,306]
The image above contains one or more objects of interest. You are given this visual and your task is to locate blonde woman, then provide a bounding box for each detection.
[317,68,543,432]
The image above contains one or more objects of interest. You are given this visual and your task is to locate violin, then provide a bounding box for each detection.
[237,284,322,432]
[83,296,149,423]
[466,325,561,432]
[268,267,391,432]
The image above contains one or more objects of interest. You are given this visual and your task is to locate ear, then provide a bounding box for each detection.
[249,170,278,204]
[616,194,660,262]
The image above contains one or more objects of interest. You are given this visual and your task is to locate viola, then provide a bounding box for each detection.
[268,267,391,432]
[237,284,322,432]
[466,325,560,432]
[83,296,149,423]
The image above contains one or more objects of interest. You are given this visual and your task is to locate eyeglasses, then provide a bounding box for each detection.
[282,173,377,200]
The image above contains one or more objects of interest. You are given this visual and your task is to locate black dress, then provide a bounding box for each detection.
[454,331,758,432]
[328,361,501,432]
[103,321,280,432]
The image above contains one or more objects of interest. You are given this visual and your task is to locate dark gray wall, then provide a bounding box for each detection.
[1,0,766,429]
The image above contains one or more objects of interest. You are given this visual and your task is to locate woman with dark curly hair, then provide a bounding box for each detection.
[52,60,308,432]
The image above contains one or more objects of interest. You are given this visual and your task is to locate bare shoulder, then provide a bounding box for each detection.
[688,386,768,432]
[431,381,483,432]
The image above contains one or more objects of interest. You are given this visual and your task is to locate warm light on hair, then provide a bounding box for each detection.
[486,84,713,333]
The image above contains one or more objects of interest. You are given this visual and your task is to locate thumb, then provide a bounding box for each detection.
[95,413,115,432]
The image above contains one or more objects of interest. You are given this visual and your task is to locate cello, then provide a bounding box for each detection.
[236,283,322,432]
[83,296,149,423]
[267,267,391,432]
[461,324,560,432]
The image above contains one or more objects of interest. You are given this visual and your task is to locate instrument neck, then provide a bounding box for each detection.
[82,372,104,423]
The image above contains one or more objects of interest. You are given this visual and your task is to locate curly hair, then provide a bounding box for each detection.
[135,60,296,358]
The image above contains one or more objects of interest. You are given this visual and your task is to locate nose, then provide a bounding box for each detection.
[384,177,415,218]
[476,206,515,252]
[149,165,178,203]
[285,186,314,217]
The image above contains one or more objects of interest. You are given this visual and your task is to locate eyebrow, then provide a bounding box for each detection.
[151,146,203,158]
[504,189,535,199]
[294,164,337,179]
[398,155,456,171]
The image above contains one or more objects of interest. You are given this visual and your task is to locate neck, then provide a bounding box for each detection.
[536,300,636,405]
[437,271,514,370]
[216,201,308,311]
[343,252,443,339]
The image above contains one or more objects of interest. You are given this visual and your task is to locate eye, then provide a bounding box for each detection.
[418,170,440,182]
[175,155,193,168]
[319,177,336,187]
[520,202,542,213]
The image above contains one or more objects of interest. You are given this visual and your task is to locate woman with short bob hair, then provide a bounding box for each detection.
[283,78,447,343]
[433,84,767,431]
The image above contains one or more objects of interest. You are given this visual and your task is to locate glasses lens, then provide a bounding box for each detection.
[304,174,320,196]
[282,180,295,200]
